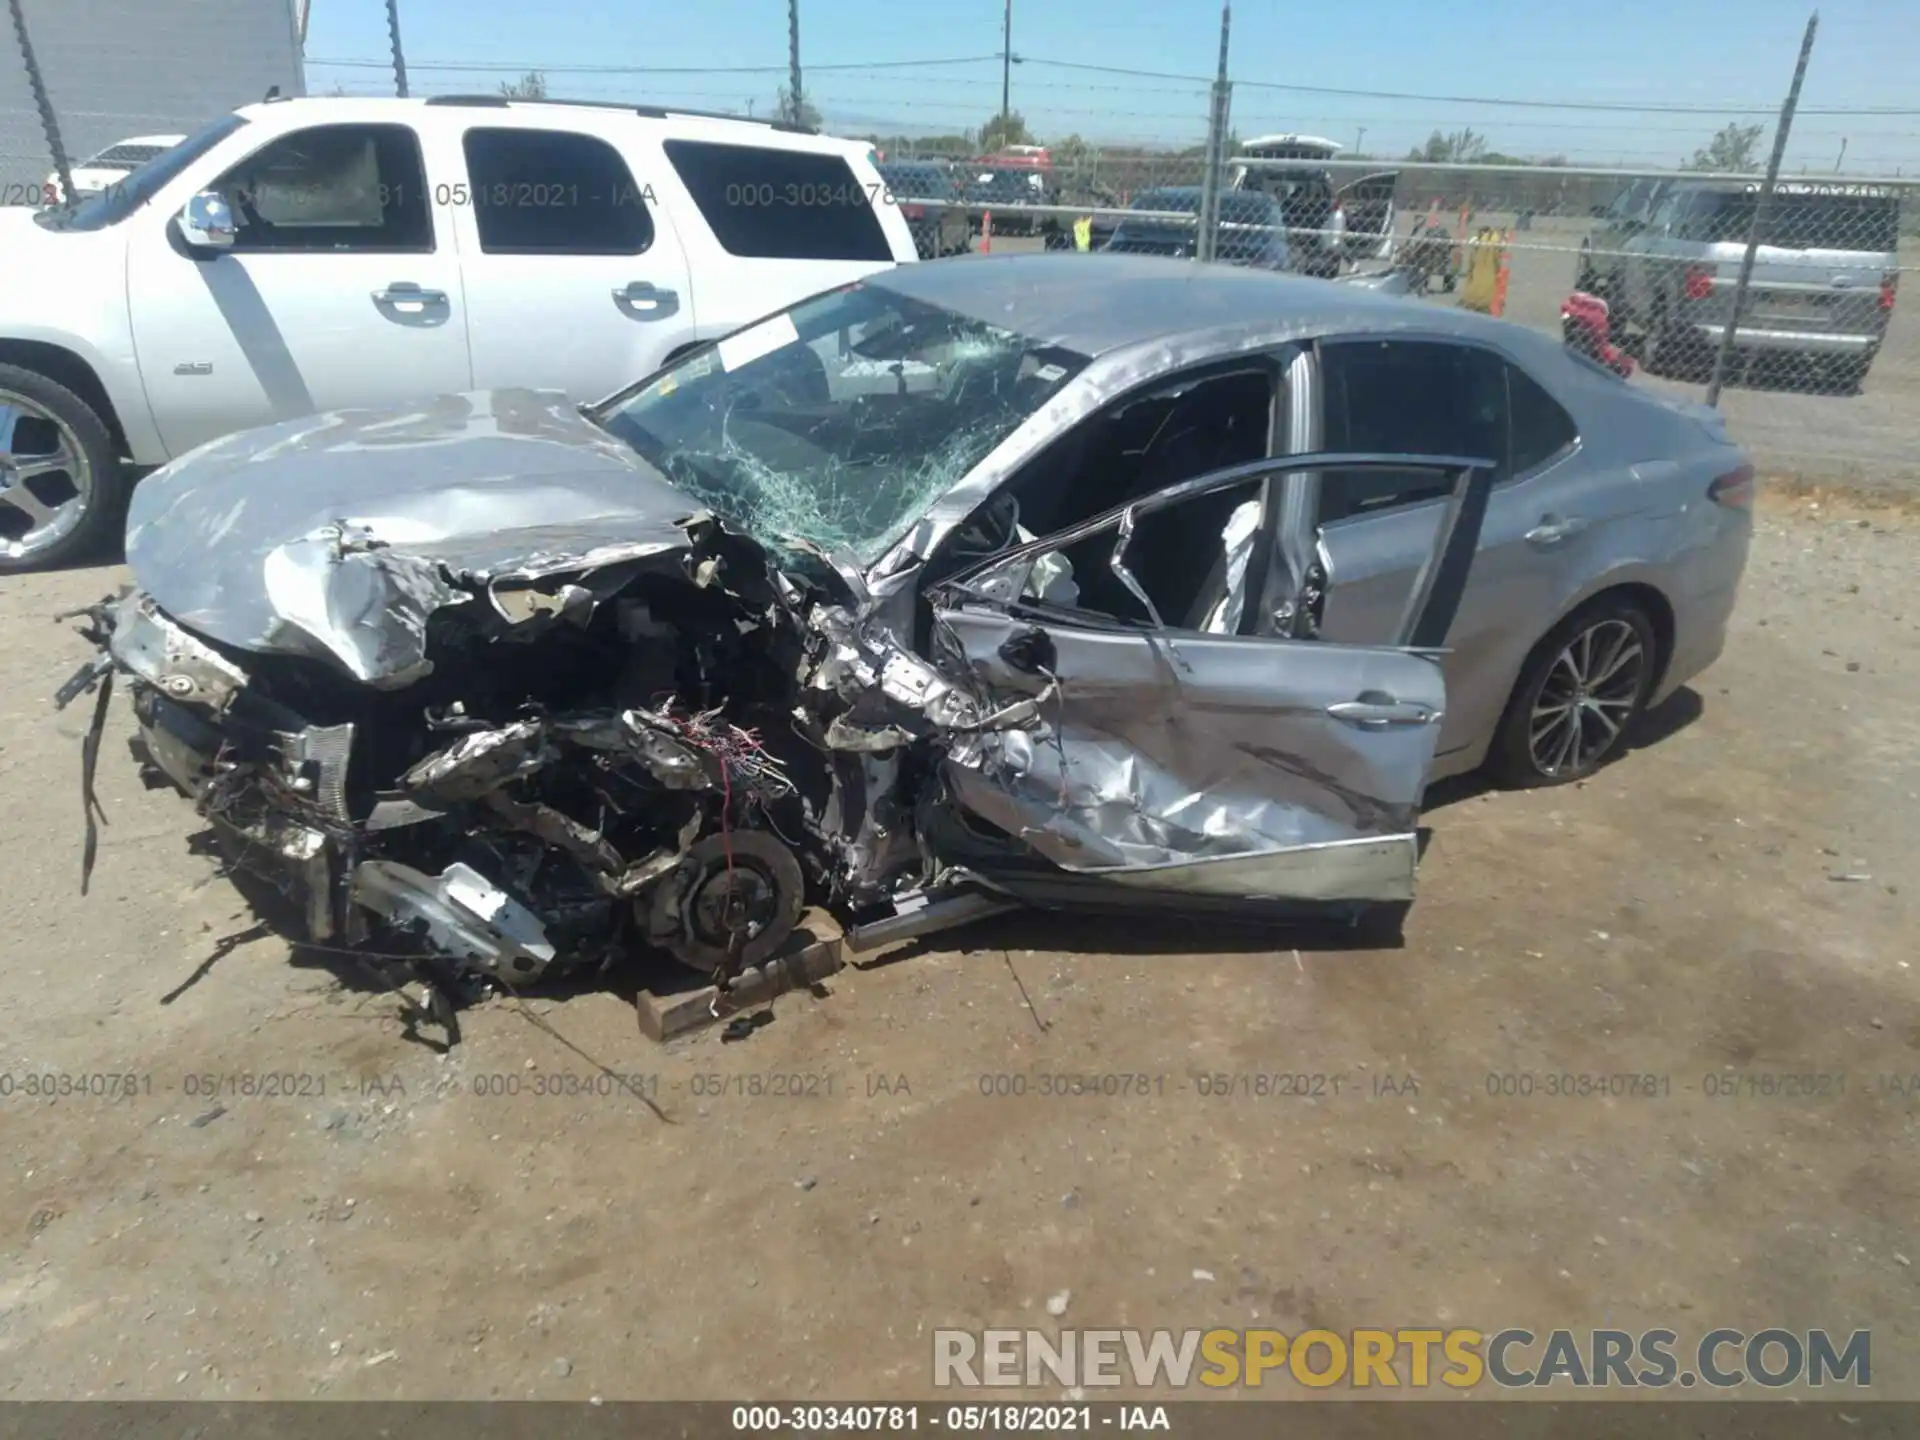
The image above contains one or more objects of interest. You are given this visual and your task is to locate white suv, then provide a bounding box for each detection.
[0,95,918,570]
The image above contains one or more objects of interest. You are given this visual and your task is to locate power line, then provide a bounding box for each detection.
[297,63,1916,136]
[305,53,1001,77]
[1017,55,1920,117]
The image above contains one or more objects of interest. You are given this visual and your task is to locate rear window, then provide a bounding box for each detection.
[879,164,952,199]
[88,143,172,168]
[1684,187,1900,252]
[666,140,891,261]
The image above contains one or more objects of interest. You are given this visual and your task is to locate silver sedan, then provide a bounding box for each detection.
[64,252,1754,985]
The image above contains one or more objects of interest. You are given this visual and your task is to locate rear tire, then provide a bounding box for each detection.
[1485,595,1659,789]
[0,362,125,573]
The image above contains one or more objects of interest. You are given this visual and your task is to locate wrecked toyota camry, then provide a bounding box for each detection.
[60,255,1506,996]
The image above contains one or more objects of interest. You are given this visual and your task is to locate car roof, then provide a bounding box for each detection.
[868,252,1530,360]
[231,95,863,152]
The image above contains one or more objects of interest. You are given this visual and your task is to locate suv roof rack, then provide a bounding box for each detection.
[421,94,816,134]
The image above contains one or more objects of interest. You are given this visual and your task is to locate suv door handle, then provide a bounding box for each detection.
[1326,695,1438,729]
[371,283,447,310]
[613,282,677,315]
[1525,513,1589,547]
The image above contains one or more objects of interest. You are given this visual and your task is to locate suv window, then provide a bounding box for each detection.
[213,123,431,252]
[1317,340,1506,523]
[663,140,891,261]
[1507,364,1578,475]
[462,128,653,254]
[1682,186,1900,252]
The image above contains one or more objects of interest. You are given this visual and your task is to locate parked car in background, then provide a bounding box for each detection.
[1103,188,1290,269]
[63,254,1752,995]
[1229,134,1398,277]
[0,95,916,571]
[1576,176,1668,298]
[40,134,185,207]
[875,160,969,258]
[1598,179,1900,390]
[963,164,1051,236]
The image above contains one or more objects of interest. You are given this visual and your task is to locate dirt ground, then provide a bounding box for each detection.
[0,483,1915,1401]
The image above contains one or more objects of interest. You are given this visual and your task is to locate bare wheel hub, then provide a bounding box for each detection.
[647,830,805,978]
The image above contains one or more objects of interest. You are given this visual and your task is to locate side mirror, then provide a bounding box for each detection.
[179,190,236,250]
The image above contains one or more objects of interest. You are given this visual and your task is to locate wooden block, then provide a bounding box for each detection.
[634,907,846,1044]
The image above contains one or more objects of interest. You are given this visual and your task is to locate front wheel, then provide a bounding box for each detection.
[1486,596,1659,788]
[0,363,125,572]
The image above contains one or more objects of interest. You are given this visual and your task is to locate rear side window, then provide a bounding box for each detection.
[461,128,653,254]
[664,140,891,261]
[1507,364,1578,476]
[1317,340,1506,522]
[1683,187,1900,252]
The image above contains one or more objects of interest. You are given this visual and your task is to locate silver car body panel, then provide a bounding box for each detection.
[931,608,1446,899]
[122,390,709,686]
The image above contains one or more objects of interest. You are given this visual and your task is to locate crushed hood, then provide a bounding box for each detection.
[124,390,711,687]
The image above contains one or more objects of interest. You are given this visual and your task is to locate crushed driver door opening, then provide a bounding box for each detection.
[923,452,1494,908]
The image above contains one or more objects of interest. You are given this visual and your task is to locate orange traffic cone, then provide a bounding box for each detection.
[980,210,992,254]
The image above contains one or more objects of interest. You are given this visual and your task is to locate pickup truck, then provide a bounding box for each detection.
[0,95,917,570]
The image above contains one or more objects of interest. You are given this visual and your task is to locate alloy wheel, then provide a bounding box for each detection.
[1528,618,1647,778]
[0,390,93,564]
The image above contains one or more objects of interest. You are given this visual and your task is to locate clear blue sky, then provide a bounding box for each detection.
[305,0,1920,173]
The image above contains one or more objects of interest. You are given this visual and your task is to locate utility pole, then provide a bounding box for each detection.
[385,0,408,97]
[1195,3,1232,263]
[1706,10,1817,407]
[1000,0,1012,142]
[787,0,804,126]
[1355,126,1366,157]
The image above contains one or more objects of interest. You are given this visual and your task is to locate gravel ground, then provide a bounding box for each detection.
[0,486,1915,1400]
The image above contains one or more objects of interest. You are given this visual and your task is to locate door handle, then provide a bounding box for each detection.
[371,283,447,310]
[1326,695,1438,729]
[1525,513,1589,547]
[613,282,677,314]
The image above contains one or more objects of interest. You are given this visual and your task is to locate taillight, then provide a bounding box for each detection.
[1881,274,1898,311]
[1683,266,1715,300]
[1708,463,1755,510]
[901,204,924,219]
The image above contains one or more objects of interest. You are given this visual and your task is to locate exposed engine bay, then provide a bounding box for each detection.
[57,512,1048,997]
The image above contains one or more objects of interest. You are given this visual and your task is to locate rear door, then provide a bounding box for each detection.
[923,453,1492,902]
[1309,338,1583,759]
[448,118,698,401]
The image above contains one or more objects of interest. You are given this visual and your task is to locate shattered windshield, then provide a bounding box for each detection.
[595,283,1088,565]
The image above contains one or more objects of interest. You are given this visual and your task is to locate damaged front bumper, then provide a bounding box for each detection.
[61,592,647,978]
